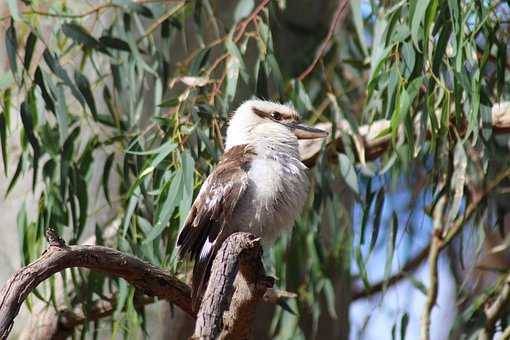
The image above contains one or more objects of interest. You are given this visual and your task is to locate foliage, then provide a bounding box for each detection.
[1,0,510,339]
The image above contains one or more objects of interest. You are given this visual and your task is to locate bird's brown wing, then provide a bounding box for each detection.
[176,144,255,311]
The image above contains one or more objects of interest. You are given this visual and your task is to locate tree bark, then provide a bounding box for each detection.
[0,229,193,340]
[192,232,275,340]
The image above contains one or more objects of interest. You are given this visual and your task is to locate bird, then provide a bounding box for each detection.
[176,99,328,310]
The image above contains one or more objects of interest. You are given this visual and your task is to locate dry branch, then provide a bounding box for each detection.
[419,169,510,340]
[478,274,510,340]
[352,242,430,300]
[299,102,510,166]
[192,232,279,340]
[0,229,193,340]
[19,220,122,340]
[297,0,350,81]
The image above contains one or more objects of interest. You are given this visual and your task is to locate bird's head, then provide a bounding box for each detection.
[225,99,328,150]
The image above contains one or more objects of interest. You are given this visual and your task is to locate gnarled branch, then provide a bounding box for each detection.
[479,274,510,340]
[299,102,510,167]
[0,229,193,340]
[192,232,285,340]
[351,241,430,300]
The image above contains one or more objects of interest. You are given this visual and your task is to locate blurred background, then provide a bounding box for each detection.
[0,0,510,339]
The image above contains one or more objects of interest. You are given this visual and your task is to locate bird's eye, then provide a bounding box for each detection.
[271,112,282,121]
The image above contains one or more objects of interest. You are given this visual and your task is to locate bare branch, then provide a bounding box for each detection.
[479,274,510,340]
[234,0,272,42]
[19,219,121,340]
[0,229,193,340]
[419,169,510,340]
[192,232,278,340]
[297,0,350,81]
[351,242,430,300]
[299,102,510,167]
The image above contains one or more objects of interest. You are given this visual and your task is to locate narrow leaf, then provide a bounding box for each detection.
[5,20,18,76]
[369,188,385,253]
[23,32,37,71]
[74,70,97,118]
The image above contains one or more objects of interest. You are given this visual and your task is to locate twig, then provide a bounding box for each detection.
[418,169,510,340]
[501,322,510,340]
[297,0,350,81]
[31,294,155,340]
[478,274,510,340]
[351,242,430,300]
[234,0,272,42]
[138,1,187,42]
[420,231,443,340]
[420,190,447,340]
[0,231,193,339]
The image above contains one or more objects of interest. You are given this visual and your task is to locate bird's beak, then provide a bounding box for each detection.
[289,123,329,140]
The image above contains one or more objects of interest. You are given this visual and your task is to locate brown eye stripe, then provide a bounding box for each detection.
[252,107,299,123]
[252,107,268,118]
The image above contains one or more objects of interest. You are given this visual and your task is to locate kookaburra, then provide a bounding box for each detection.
[176,99,328,310]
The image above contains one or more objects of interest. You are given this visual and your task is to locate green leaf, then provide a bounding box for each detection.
[23,32,37,71]
[54,84,69,146]
[179,151,195,227]
[447,141,467,222]
[189,47,211,76]
[43,49,84,105]
[99,36,131,52]
[34,67,55,112]
[5,20,17,76]
[7,155,23,196]
[20,100,40,154]
[411,0,430,49]
[338,154,359,195]
[157,97,179,108]
[102,153,115,205]
[144,169,183,244]
[3,88,11,129]
[369,188,385,253]
[400,313,409,340]
[432,23,451,76]
[62,22,104,52]
[322,278,337,318]
[383,212,398,290]
[355,247,369,288]
[225,38,246,70]
[127,3,154,18]
[408,275,428,296]
[127,142,176,197]
[225,55,240,102]
[351,0,367,56]
[114,280,129,316]
[360,182,374,245]
[6,0,19,21]
[122,193,139,237]
[76,175,88,239]
[0,113,6,175]
[234,0,254,23]
[74,70,97,118]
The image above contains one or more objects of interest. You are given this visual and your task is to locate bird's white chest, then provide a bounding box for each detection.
[234,152,309,243]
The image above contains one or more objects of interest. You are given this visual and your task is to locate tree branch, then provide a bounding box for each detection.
[192,232,280,340]
[299,102,510,167]
[351,242,430,300]
[0,229,193,340]
[419,169,510,340]
[234,0,272,42]
[297,0,350,81]
[479,274,510,340]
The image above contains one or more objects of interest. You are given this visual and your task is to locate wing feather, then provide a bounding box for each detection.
[176,144,255,310]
